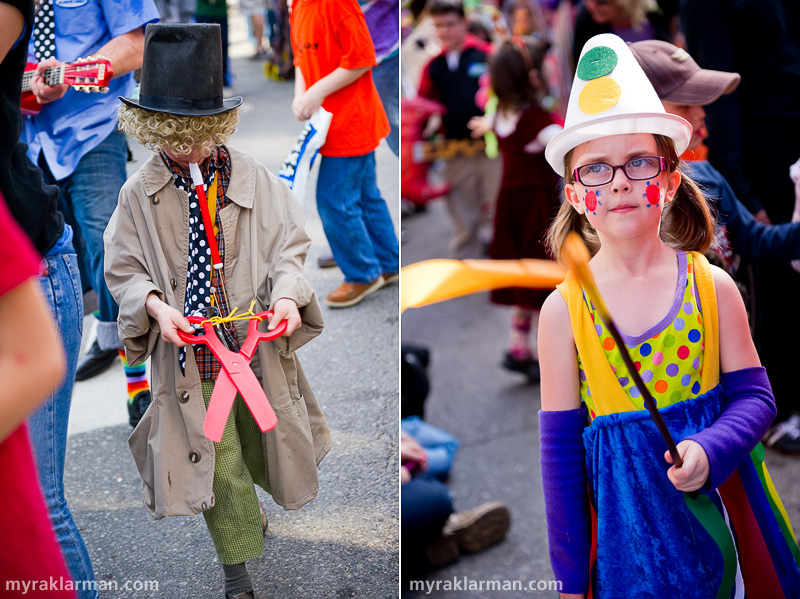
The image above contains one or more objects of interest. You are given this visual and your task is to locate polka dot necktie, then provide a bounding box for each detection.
[33,0,57,62]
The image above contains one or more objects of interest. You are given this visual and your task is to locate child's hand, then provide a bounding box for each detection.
[145,293,194,347]
[291,89,323,121]
[468,115,491,138]
[664,440,710,492]
[269,298,301,336]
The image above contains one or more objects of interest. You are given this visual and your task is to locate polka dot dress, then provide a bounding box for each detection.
[33,0,57,62]
[578,251,704,420]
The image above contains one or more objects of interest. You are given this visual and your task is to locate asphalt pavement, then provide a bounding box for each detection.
[400,197,800,598]
[65,10,399,598]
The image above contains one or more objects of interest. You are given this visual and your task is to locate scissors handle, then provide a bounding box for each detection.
[176,315,215,345]
[240,311,288,358]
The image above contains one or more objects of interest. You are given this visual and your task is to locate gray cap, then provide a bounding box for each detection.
[628,40,740,105]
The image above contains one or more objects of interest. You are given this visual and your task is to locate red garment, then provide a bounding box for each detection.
[0,192,74,597]
[489,106,561,309]
[0,189,41,295]
[290,0,389,157]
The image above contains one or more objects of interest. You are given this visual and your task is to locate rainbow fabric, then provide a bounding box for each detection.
[558,252,800,598]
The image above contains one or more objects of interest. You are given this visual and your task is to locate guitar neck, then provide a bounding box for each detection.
[21,64,65,92]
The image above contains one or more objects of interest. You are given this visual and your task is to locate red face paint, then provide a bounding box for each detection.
[646,184,661,205]
[585,191,598,212]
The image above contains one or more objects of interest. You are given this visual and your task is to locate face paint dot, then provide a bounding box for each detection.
[585,190,598,212]
[646,184,661,205]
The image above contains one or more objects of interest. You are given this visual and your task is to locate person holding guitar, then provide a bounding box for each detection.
[1,0,100,596]
[23,0,160,429]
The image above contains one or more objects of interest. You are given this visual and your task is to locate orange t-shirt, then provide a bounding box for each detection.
[290,0,390,157]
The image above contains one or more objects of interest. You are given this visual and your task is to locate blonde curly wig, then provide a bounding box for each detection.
[117,104,240,156]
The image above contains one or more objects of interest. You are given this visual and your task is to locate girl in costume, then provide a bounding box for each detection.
[538,33,800,598]
[468,35,562,381]
[105,24,330,599]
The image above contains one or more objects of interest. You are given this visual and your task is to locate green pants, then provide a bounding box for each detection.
[201,380,270,564]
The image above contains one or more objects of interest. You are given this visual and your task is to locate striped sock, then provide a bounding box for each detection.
[118,350,149,403]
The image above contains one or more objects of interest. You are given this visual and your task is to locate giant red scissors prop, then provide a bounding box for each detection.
[177,311,287,442]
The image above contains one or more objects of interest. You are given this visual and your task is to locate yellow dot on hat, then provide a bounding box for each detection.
[579,77,622,114]
[576,46,618,81]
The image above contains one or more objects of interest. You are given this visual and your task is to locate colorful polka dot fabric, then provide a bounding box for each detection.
[578,252,704,420]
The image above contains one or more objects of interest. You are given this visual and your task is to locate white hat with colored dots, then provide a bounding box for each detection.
[545,33,692,175]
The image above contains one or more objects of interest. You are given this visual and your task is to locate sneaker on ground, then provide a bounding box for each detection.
[424,531,459,568]
[382,272,399,285]
[128,389,152,428]
[325,276,384,308]
[764,414,800,454]
[501,352,540,382]
[442,501,511,554]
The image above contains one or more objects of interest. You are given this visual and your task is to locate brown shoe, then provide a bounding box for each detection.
[325,277,384,308]
[381,272,399,285]
[424,531,459,567]
[442,501,510,554]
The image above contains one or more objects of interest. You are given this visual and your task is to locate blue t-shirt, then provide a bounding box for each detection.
[22,0,159,180]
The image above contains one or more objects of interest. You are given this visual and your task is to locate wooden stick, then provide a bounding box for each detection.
[563,233,683,467]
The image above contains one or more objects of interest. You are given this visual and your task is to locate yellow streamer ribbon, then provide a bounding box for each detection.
[198,300,263,327]
[400,258,566,312]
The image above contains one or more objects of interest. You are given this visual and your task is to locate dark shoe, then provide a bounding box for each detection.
[317,253,337,269]
[325,277,384,308]
[501,352,540,382]
[381,272,399,285]
[764,414,800,454]
[442,501,511,554]
[128,390,152,428]
[424,531,459,567]
[225,592,255,599]
[75,340,118,381]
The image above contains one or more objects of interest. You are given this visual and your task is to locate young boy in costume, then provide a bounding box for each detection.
[538,33,800,598]
[290,0,400,308]
[105,24,331,599]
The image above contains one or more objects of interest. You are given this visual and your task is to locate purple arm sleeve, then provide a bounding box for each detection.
[687,367,776,491]
[539,408,591,594]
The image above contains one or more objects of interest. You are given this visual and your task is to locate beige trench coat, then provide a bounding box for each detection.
[104,146,332,519]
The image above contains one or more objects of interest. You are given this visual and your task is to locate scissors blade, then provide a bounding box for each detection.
[204,375,238,443]
[218,355,277,432]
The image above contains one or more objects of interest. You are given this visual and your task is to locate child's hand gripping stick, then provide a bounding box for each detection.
[562,232,684,468]
[177,313,288,442]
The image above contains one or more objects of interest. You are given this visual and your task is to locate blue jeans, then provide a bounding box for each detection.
[42,128,127,351]
[401,416,460,481]
[317,152,399,284]
[28,246,99,599]
[372,54,399,156]
[401,475,453,573]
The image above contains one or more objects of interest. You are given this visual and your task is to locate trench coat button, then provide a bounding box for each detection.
[189,450,201,463]
[152,196,160,205]
[170,278,178,289]
[179,390,190,403]
[201,502,208,510]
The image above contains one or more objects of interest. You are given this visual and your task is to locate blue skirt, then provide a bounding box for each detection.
[583,386,800,598]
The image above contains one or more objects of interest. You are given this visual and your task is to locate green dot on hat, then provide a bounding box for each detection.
[577,46,619,81]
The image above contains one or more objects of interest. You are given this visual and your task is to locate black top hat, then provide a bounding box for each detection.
[120,23,242,116]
